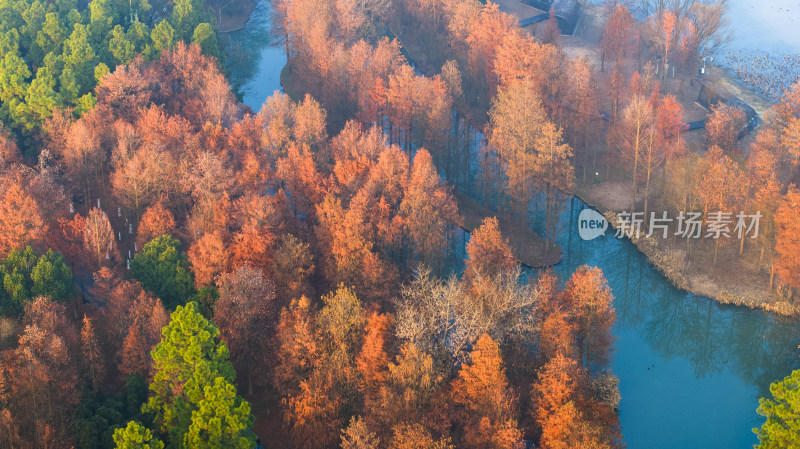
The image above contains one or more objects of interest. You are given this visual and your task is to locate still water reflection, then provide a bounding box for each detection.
[546,197,799,449]
[223,0,286,110]
[222,4,800,447]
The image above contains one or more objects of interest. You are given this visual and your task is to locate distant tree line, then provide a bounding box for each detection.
[0,0,219,148]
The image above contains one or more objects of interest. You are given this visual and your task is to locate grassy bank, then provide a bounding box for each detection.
[456,193,562,269]
[208,0,257,33]
[574,185,798,316]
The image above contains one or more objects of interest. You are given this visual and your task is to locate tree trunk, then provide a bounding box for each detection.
[545,184,552,253]
[644,166,652,224]
[631,152,639,215]
[482,151,489,208]
[713,238,719,269]
[770,264,775,289]
[739,183,751,255]
[582,123,589,185]
[497,156,503,213]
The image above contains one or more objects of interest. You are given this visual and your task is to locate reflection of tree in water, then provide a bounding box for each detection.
[445,193,800,399]
[614,249,650,328]
[630,256,799,387]
[528,190,570,244]
[555,197,800,393]
[641,282,800,393]
[442,226,468,276]
[731,313,800,397]
[612,248,729,378]
[221,0,276,94]
[648,295,729,377]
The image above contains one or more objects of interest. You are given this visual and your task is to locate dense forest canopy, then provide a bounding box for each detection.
[0,0,219,148]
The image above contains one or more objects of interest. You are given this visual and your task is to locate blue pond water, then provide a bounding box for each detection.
[546,197,800,449]
[223,0,287,111]
[223,3,800,447]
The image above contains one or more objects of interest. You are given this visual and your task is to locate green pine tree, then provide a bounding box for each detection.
[30,249,73,302]
[20,0,47,59]
[144,301,239,446]
[130,235,195,309]
[0,246,38,315]
[0,49,31,123]
[170,0,197,41]
[94,61,110,82]
[113,421,165,449]
[59,64,80,105]
[88,0,115,43]
[25,66,60,125]
[126,21,151,55]
[150,20,175,55]
[183,377,255,449]
[0,247,72,315]
[109,24,135,65]
[191,23,218,60]
[36,12,65,56]
[62,23,96,91]
[754,369,800,449]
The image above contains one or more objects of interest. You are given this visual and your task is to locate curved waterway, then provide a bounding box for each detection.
[222,3,800,447]
[223,0,286,110]
[545,198,800,449]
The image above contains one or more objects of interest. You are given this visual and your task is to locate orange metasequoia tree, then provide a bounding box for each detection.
[80,315,105,390]
[215,265,277,394]
[532,353,583,449]
[532,352,621,449]
[400,148,460,270]
[83,207,117,268]
[774,186,800,293]
[600,4,635,72]
[365,342,444,438]
[136,201,177,248]
[356,311,394,397]
[450,334,523,449]
[561,266,615,369]
[706,103,746,153]
[188,231,229,289]
[695,146,745,266]
[465,217,515,280]
[0,177,45,257]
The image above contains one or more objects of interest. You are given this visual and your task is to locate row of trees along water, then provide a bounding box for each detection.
[0,35,624,449]
[274,0,800,296]
[0,0,798,447]
[0,0,627,444]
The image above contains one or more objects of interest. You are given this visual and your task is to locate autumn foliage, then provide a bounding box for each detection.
[774,187,800,290]
[6,0,767,444]
[465,217,516,279]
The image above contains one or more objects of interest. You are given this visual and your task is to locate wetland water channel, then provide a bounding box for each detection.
[223,3,800,447]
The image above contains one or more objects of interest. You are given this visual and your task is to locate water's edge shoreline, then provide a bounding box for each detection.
[214,0,258,33]
[238,2,795,317]
[571,191,798,317]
